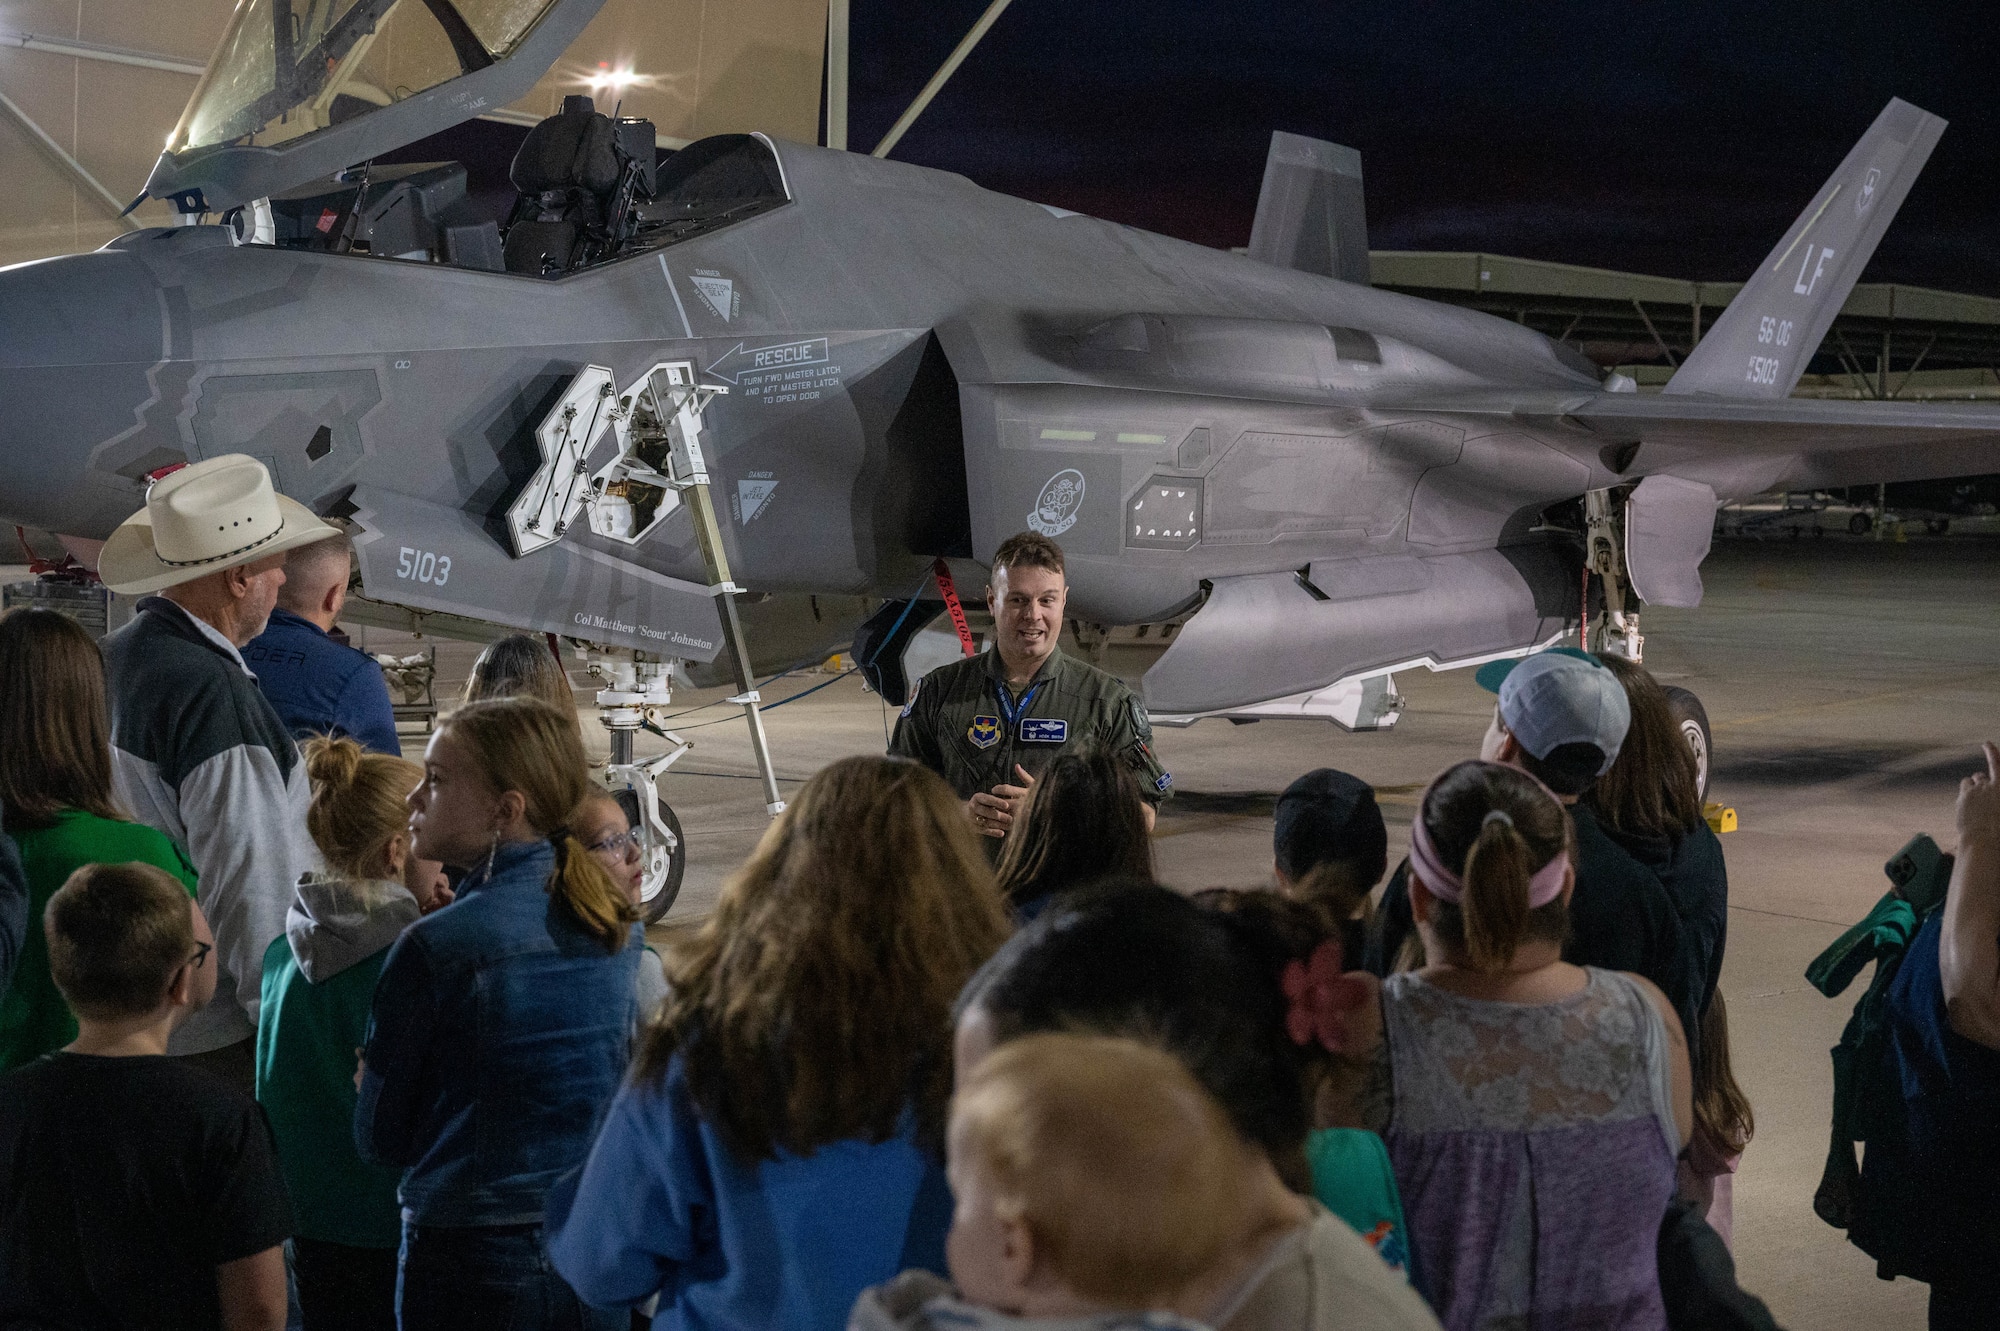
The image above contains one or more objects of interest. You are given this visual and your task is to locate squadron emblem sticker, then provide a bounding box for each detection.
[1028,469,1086,538]
[967,715,1001,749]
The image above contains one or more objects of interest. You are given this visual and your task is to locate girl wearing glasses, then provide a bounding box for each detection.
[571,791,669,1022]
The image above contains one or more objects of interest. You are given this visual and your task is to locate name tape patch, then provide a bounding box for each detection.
[1019,718,1069,744]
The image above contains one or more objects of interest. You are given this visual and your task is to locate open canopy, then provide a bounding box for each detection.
[145,0,606,210]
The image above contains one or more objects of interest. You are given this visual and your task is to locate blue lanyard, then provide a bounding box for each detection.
[992,679,1043,731]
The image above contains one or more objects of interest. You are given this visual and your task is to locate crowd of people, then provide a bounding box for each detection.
[0,454,1994,1331]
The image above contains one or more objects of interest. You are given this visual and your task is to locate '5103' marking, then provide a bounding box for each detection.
[1745,356,1782,386]
[396,546,451,587]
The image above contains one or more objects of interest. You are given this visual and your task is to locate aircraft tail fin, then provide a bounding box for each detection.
[1247,131,1370,285]
[1663,98,1946,399]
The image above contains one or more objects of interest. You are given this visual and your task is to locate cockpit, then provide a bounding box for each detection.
[152,0,791,278]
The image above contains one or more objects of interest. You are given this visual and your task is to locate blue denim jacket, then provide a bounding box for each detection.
[355,839,640,1226]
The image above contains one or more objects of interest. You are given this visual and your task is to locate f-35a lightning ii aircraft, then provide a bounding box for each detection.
[3,0,1997,900]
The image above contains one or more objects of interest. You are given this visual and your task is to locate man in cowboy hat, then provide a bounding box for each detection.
[97,454,340,1086]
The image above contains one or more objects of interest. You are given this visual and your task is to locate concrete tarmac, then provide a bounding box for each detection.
[366,531,1998,1330]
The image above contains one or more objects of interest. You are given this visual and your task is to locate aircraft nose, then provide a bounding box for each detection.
[0,245,171,532]
[0,245,163,370]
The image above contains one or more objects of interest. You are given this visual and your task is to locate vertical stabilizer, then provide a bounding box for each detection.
[1247,131,1370,285]
[1663,98,1946,398]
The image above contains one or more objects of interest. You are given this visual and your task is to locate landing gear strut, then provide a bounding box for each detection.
[587,648,690,923]
[523,359,788,920]
[1584,487,1644,662]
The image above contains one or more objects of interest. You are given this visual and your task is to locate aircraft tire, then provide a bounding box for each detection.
[1848,512,1873,536]
[640,800,687,924]
[1664,686,1712,804]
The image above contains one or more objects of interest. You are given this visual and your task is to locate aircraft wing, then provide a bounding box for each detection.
[1408,390,2000,493]
[1576,393,2000,490]
[1378,95,1997,494]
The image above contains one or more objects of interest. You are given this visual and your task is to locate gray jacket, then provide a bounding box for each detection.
[104,597,321,1052]
[287,873,420,982]
[849,1272,1212,1331]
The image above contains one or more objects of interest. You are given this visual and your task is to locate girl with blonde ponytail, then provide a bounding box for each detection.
[1327,760,1696,1331]
[354,697,641,1331]
[257,736,445,1328]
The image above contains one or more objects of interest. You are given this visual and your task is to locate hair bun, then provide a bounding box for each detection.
[303,735,365,793]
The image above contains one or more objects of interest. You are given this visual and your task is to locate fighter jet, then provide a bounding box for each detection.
[3,0,1997,855]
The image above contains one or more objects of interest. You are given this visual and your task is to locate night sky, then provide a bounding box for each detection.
[845,0,2000,295]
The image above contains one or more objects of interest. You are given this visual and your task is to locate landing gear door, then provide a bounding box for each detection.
[1625,475,1719,609]
[144,0,609,210]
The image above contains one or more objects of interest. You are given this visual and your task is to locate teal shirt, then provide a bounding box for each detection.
[1307,1127,1412,1278]
[1,809,198,1069]
[257,933,404,1248]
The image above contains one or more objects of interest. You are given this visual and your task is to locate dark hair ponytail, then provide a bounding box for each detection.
[1421,762,1572,971]
[1461,810,1534,970]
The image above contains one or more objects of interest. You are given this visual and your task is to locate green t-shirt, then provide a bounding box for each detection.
[1,809,199,1069]
[1307,1127,1412,1279]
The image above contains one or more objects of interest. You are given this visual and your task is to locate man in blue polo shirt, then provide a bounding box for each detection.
[244,533,401,756]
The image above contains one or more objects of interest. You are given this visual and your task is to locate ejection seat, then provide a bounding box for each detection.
[502,94,656,276]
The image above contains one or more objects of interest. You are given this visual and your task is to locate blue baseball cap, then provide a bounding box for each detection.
[1474,648,1630,776]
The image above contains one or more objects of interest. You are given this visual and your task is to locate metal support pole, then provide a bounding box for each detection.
[1891,330,1938,400]
[824,0,850,150]
[0,88,141,230]
[688,490,786,815]
[1,28,205,75]
[872,0,1015,159]
[1878,330,1891,402]
[1630,298,1678,368]
[648,365,787,816]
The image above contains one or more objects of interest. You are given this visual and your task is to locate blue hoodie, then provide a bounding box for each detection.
[546,1054,952,1331]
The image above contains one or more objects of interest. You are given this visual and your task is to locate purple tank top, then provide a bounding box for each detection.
[1382,968,1677,1331]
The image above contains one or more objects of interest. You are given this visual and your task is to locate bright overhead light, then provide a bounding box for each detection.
[586,61,638,92]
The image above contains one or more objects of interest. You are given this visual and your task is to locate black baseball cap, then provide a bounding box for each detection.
[1274,769,1388,884]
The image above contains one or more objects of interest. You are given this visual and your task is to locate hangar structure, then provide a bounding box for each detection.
[0,0,829,269]
[1372,251,2000,401]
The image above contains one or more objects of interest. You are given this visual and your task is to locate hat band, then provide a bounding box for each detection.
[1408,761,1569,908]
[157,518,285,569]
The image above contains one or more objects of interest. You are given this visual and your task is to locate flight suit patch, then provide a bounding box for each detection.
[1019,718,1069,743]
[1155,771,1174,793]
[967,715,1001,749]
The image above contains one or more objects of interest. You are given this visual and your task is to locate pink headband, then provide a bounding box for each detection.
[1408,762,1570,908]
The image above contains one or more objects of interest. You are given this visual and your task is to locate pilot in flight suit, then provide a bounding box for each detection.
[887,532,1170,842]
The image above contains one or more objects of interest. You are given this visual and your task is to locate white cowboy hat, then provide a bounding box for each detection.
[98,454,340,595]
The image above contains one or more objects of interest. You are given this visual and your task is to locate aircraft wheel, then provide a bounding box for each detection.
[1926,518,1950,535]
[638,800,687,924]
[1664,686,1712,804]
[1848,512,1873,535]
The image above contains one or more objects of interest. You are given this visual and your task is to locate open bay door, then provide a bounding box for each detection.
[141,0,613,211]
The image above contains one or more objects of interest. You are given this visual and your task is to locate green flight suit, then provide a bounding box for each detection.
[888,646,1172,805]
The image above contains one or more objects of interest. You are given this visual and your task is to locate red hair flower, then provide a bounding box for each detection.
[1282,939,1370,1053]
